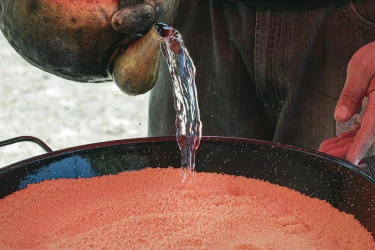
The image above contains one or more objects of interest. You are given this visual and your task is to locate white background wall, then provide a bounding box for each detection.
[0,32,150,167]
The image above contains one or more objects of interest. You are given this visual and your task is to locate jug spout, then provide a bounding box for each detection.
[110,0,179,96]
[155,22,174,37]
[111,24,164,95]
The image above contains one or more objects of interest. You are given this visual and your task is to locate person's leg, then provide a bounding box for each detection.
[202,2,343,150]
[149,0,275,140]
[266,0,375,172]
[269,0,375,151]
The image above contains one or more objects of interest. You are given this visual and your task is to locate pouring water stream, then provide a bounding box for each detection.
[156,23,202,183]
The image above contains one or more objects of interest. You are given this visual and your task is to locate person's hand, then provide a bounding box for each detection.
[327,41,375,165]
[319,98,367,161]
[319,123,360,160]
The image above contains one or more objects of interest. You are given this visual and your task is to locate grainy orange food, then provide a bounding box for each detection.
[0,167,374,249]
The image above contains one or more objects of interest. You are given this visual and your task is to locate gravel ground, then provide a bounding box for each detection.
[0,32,150,168]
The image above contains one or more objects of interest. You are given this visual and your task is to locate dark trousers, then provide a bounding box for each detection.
[149,0,375,171]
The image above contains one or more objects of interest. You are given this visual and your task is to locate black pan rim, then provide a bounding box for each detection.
[1,136,374,183]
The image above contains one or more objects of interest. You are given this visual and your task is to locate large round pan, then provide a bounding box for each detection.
[1,136,374,237]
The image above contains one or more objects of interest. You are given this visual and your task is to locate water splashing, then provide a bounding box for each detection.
[156,23,202,183]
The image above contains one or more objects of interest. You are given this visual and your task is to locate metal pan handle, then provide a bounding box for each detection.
[0,136,53,153]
